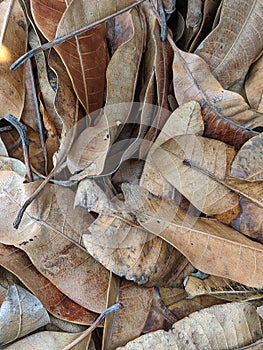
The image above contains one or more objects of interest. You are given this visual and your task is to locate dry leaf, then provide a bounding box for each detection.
[195,0,263,87]
[230,133,263,181]
[123,184,263,288]
[0,285,50,346]
[0,0,27,119]
[0,244,98,325]
[170,41,263,128]
[77,179,193,287]
[0,170,109,313]
[245,54,263,113]
[117,302,263,349]
[6,330,92,350]
[103,276,154,349]
[104,8,144,141]
[151,134,240,220]
[31,0,107,113]
[185,275,263,302]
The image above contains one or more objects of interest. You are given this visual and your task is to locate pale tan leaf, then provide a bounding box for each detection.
[0,0,27,119]
[0,137,8,156]
[6,331,91,350]
[0,285,50,346]
[230,133,263,181]
[195,0,263,87]
[185,275,263,302]
[151,135,240,219]
[0,170,109,313]
[117,302,263,349]
[169,40,263,128]
[122,184,263,288]
[104,8,144,141]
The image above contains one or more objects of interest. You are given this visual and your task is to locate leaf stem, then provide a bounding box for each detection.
[62,302,124,350]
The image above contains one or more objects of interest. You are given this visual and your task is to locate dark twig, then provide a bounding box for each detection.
[0,125,13,133]
[62,302,124,350]
[4,114,33,182]
[10,0,145,71]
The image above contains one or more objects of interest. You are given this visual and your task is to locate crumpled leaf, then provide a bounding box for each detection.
[117,302,263,349]
[195,0,263,87]
[0,285,50,346]
[230,133,263,181]
[0,170,109,313]
[185,275,263,302]
[0,0,27,119]
[122,184,263,288]
[77,179,192,287]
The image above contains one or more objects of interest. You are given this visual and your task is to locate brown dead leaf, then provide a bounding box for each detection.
[122,184,263,288]
[185,275,263,302]
[230,133,263,181]
[104,8,144,141]
[103,276,154,349]
[195,0,263,87]
[0,0,27,119]
[0,285,50,346]
[0,170,109,313]
[118,302,263,349]
[31,0,107,113]
[76,179,193,287]
[0,244,97,325]
[151,134,240,220]
[189,0,222,51]
[169,38,263,129]
[160,287,225,320]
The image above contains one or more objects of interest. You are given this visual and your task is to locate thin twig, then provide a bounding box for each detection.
[10,0,145,71]
[0,125,12,132]
[4,114,32,182]
[62,302,124,350]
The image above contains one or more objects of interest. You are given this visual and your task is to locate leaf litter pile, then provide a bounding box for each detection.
[1,0,263,348]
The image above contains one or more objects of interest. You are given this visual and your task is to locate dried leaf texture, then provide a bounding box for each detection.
[0,170,109,313]
[0,244,97,325]
[170,42,263,128]
[31,0,107,112]
[0,0,27,119]
[230,133,263,181]
[123,184,263,288]
[6,331,92,350]
[117,302,263,349]
[0,285,50,345]
[151,135,240,220]
[195,0,263,87]
[185,275,263,302]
